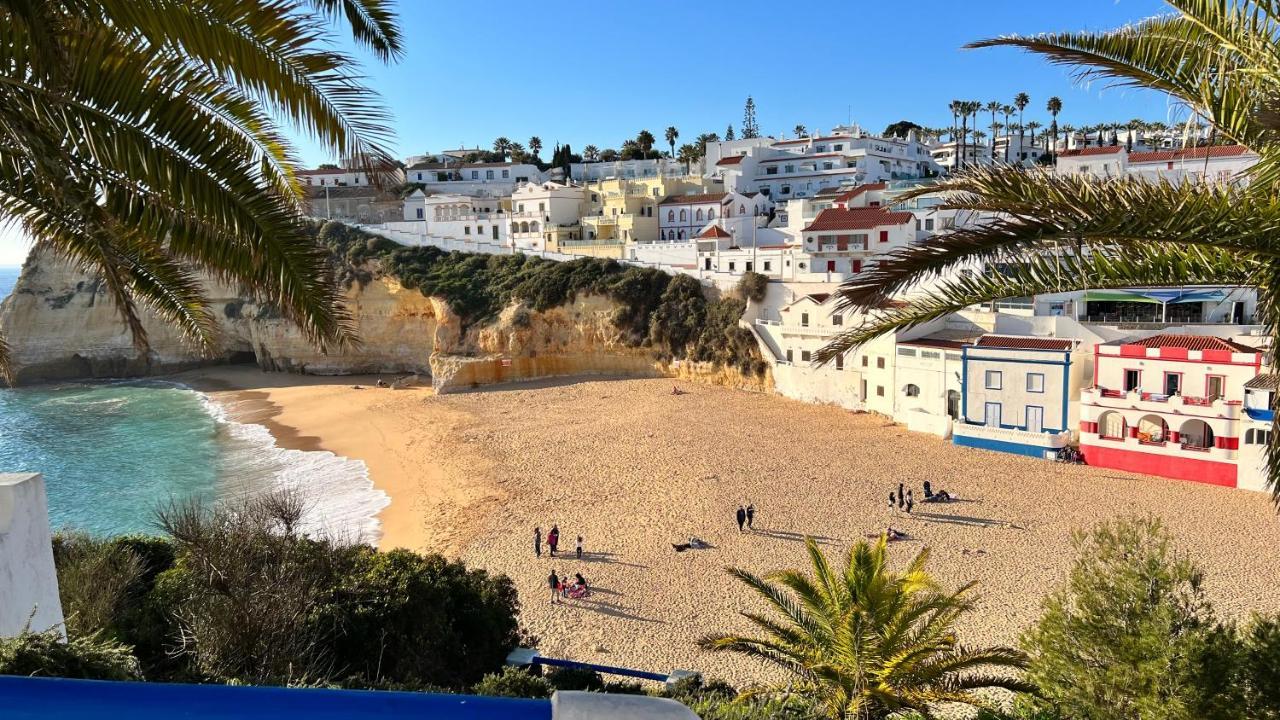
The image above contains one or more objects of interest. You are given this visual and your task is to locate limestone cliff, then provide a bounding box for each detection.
[0,251,438,384]
[0,250,773,395]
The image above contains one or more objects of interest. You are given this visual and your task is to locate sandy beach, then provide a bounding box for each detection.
[185,366,1280,687]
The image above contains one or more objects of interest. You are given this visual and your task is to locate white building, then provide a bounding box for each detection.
[399,190,508,244]
[1239,374,1277,493]
[570,158,689,182]
[1055,144,1258,184]
[411,162,545,198]
[299,166,404,187]
[657,191,767,242]
[508,181,590,251]
[798,206,915,276]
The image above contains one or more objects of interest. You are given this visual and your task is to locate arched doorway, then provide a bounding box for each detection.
[1098,410,1126,439]
[1179,419,1214,450]
[946,390,960,419]
[1137,414,1168,443]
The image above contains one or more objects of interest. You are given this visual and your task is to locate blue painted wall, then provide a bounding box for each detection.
[953,433,1055,459]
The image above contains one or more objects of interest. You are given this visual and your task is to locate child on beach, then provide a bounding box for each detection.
[575,536,583,559]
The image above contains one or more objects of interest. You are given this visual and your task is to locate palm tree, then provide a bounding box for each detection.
[0,0,404,381]
[636,129,656,159]
[582,144,600,162]
[795,124,809,138]
[493,137,512,160]
[1046,96,1062,157]
[985,100,1002,159]
[1060,124,1076,150]
[948,101,962,170]
[665,126,679,157]
[507,142,526,162]
[1000,105,1016,161]
[528,136,542,159]
[816,1,1280,501]
[1026,120,1042,148]
[700,537,1031,720]
[1015,92,1031,163]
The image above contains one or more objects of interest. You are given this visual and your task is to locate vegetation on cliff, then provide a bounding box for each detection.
[315,221,768,376]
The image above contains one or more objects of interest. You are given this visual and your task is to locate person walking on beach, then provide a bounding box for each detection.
[548,525,560,556]
[548,569,560,605]
[736,506,747,532]
[906,490,914,514]
[898,483,905,509]
[746,504,755,530]
[534,527,542,558]
[575,535,583,560]
[889,491,897,511]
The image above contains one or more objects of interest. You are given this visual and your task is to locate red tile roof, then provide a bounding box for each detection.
[1127,144,1253,164]
[698,225,732,239]
[900,336,975,350]
[1122,334,1258,353]
[1056,146,1123,158]
[659,192,729,206]
[716,155,746,166]
[836,182,886,205]
[975,335,1076,351]
[803,206,912,232]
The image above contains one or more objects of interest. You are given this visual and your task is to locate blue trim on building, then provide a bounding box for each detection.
[961,345,1072,430]
[953,433,1057,459]
[0,675,552,720]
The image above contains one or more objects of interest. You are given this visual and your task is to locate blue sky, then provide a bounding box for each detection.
[1,0,1180,265]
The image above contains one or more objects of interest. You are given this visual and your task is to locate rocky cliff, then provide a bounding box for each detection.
[0,250,773,394]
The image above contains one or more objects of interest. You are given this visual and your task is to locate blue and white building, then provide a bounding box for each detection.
[951,335,1085,458]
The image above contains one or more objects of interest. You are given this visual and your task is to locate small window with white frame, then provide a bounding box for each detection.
[1027,373,1045,393]
[985,370,1002,389]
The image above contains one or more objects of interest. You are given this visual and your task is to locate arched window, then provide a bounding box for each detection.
[696,209,704,221]
[660,230,667,241]
[1179,419,1213,449]
[668,210,675,222]
[739,204,746,214]
[1098,411,1126,439]
[529,221,539,233]
[708,209,716,219]
[678,230,685,240]
[904,384,921,397]
[679,209,687,221]
[519,221,529,233]
[1137,414,1168,443]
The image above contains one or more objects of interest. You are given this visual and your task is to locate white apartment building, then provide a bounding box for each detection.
[657,191,767,242]
[410,162,545,198]
[707,126,940,200]
[798,206,915,276]
[508,181,590,251]
[931,134,1047,171]
[299,166,405,187]
[570,158,688,182]
[1055,144,1258,184]
[399,190,507,243]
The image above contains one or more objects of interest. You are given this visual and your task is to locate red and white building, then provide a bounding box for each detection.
[798,206,914,276]
[657,191,765,242]
[1078,334,1263,487]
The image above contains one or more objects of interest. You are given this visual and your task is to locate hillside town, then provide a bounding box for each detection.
[300,99,1270,493]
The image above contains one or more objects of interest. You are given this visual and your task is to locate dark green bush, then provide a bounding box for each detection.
[471,667,552,698]
[544,666,604,692]
[736,271,768,303]
[0,628,141,681]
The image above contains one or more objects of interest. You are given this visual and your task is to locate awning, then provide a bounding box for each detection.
[1083,289,1229,304]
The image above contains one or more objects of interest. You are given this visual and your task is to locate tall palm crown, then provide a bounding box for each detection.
[0,0,403,381]
[527,136,542,159]
[1015,93,1031,163]
[1046,96,1063,155]
[636,129,656,159]
[817,0,1280,501]
[493,137,512,159]
[700,537,1031,720]
[582,144,600,162]
[665,126,679,156]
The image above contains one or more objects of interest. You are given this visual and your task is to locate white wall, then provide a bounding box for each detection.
[0,473,65,638]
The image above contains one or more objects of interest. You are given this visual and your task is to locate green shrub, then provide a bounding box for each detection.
[736,271,768,303]
[1022,517,1233,720]
[544,666,604,692]
[51,532,144,639]
[471,667,552,698]
[0,628,141,681]
[1242,615,1280,719]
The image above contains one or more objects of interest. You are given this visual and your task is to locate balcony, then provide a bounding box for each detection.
[1081,387,1242,420]
[1246,407,1276,422]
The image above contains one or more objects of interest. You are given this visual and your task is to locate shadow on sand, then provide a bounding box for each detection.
[750,529,838,544]
[910,511,1023,530]
[570,589,664,624]
[574,551,648,569]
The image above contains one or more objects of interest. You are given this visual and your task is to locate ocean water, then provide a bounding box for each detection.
[0,265,388,542]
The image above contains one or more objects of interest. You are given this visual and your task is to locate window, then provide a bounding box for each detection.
[696,209,704,221]
[801,350,812,362]
[463,226,471,235]
[833,144,843,151]
[835,354,844,370]
[679,209,687,221]
[904,384,921,397]
[538,202,545,212]
[876,357,885,369]
[1027,373,1045,393]
[1164,372,1182,395]
[766,167,778,175]
[897,347,917,357]
[728,261,735,271]
[471,170,479,179]
[861,356,869,367]
[502,169,509,178]
[985,370,1002,389]
[1123,369,1140,392]
[832,315,842,326]
[786,349,793,362]
[739,204,746,214]
[852,260,862,273]
[415,208,423,219]
[801,312,810,327]
[781,185,791,194]
[784,165,795,173]
[763,261,771,271]
[879,230,889,243]
[708,209,716,219]
[668,210,675,221]
[876,385,885,397]
[1206,375,1225,399]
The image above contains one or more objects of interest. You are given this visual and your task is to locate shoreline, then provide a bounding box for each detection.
[181,366,503,555]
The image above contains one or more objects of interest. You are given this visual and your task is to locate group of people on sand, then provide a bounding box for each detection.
[534,524,583,559]
[875,481,960,542]
[734,504,756,532]
[547,569,590,605]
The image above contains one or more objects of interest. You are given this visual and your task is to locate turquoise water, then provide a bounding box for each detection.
[0,264,387,540]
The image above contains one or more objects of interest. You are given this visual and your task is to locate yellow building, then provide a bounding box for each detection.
[579,175,721,246]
